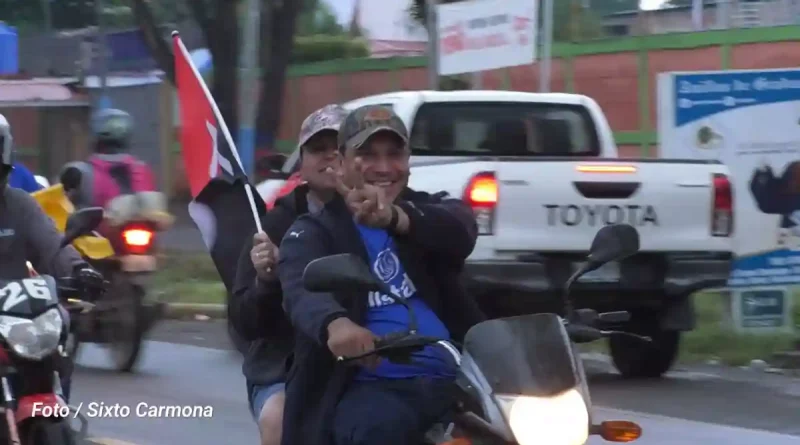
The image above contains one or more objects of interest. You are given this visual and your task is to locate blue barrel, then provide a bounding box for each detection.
[0,22,18,75]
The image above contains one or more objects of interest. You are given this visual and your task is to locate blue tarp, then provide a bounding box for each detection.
[0,22,18,75]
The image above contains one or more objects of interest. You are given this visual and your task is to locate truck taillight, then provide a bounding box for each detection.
[463,172,497,235]
[711,173,733,237]
[122,225,155,255]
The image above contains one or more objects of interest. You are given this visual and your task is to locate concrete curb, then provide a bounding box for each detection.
[163,303,226,320]
[772,351,800,370]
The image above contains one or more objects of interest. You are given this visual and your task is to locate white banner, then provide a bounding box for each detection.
[658,68,800,290]
[436,0,537,76]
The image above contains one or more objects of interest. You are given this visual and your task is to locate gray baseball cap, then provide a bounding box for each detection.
[338,105,409,152]
[297,104,349,150]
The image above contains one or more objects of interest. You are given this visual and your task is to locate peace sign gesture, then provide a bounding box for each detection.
[336,158,393,227]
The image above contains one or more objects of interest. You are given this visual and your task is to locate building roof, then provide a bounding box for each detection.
[0,78,88,107]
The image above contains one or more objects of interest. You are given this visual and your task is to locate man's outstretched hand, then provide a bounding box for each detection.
[335,159,393,228]
[326,317,380,369]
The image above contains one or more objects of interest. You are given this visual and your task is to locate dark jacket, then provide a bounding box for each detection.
[0,187,86,280]
[228,185,312,386]
[277,189,486,445]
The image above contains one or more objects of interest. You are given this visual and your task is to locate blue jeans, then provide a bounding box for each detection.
[332,377,455,445]
[248,382,285,420]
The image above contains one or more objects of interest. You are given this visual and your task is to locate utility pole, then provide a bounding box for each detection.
[539,0,554,92]
[95,0,110,109]
[425,0,439,90]
[42,0,52,32]
[237,0,262,176]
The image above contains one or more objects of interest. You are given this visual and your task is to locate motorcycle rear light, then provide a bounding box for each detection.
[711,173,733,237]
[122,227,154,255]
[463,172,497,235]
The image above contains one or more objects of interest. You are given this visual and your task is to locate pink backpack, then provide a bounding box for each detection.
[89,155,156,209]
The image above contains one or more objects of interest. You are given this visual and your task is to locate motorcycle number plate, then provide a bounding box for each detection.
[120,255,157,272]
[573,261,620,283]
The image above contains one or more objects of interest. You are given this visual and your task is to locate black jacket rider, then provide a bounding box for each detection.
[228,185,314,393]
[0,186,94,280]
[277,189,486,445]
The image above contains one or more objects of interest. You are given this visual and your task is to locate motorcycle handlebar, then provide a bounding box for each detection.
[336,333,446,363]
[565,321,652,344]
[56,276,108,305]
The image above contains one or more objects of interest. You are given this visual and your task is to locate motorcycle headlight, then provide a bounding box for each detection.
[495,388,589,445]
[0,308,63,361]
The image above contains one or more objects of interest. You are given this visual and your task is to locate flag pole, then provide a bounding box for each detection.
[172,31,263,234]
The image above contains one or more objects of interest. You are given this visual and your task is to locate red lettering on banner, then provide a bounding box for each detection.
[440,23,465,55]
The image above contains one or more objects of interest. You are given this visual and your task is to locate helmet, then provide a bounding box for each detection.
[91,108,133,153]
[0,113,12,187]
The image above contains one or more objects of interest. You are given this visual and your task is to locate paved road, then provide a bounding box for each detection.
[162,202,206,252]
[72,320,800,445]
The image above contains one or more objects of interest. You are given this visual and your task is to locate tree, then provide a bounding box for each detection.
[291,0,369,64]
[0,0,136,31]
[296,0,344,36]
[130,0,306,156]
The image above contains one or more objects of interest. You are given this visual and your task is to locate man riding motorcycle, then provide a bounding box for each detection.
[59,108,159,239]
[0,113,105,402]
[277,105,485,445]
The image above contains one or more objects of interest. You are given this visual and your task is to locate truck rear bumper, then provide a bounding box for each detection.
[464,251,733,308]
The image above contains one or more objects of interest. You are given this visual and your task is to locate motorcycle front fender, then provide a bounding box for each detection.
[16,393,67,424]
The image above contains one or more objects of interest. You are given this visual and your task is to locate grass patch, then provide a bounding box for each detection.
[153,252,800,365]
[153,252,225,305]
[680,292,798,366]
[581,292,800,366]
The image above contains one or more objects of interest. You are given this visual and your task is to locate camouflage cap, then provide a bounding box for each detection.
[297,104,349,150]
[338,105,408,152]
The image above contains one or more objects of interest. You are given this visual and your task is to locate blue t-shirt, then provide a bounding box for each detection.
[355,224,456,381]
[8,163,43,193]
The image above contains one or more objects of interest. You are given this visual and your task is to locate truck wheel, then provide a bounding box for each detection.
[608,319,680,378]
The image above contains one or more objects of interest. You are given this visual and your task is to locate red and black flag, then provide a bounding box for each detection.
[172,32,265,292]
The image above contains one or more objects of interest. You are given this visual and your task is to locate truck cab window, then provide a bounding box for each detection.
[409,102,599,156]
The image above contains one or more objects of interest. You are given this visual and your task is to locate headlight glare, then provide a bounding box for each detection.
[495,388,589,445]
[0,308,63,361]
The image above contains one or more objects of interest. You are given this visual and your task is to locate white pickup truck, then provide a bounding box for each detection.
[257,90,734,378]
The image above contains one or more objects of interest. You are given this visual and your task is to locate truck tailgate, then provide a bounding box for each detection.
[494,160,730,253]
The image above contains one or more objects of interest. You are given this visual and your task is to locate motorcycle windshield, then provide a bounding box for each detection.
[462,313,578,397]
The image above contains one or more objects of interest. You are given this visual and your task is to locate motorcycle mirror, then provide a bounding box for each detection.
[586,224,640,270]
[61,207,104,248]
[595,420,642,442]
[562,225,639,322]
[60,166,82,192]
[303,253,382,293]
